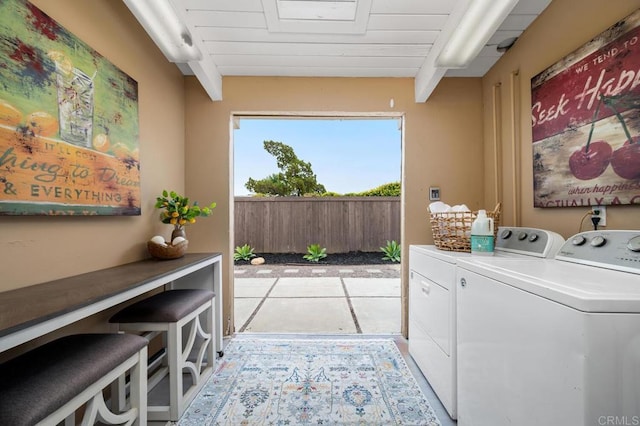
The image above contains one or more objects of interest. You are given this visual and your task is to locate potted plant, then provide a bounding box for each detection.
[155,190,217,241]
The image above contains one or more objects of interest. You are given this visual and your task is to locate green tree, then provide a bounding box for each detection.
[245,140,326,196]
[245,173,289,196]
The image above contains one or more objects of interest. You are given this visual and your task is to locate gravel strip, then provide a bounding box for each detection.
[234,263,401,278]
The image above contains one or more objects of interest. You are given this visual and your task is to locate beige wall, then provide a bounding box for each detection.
[483,0,640,235]
[185,76,484,335]
[0,0,187,360]
[0,0,187,292]
[9,0,632,341]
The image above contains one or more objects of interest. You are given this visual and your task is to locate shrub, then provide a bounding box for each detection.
[352,182,401,197]
[380,240,401,262]
[303,244,327,262]
[234,244,256,261]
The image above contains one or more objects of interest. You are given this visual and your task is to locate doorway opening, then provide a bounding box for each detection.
[230,114,404,335]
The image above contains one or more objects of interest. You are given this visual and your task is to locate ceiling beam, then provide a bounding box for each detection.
[414,62,447,103]
[414,0,472,102]
[188,56,223,101]
[167,0,223,101]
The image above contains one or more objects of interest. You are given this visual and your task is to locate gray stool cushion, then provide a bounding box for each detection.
[109,289,215,323]
[0,333,148,426]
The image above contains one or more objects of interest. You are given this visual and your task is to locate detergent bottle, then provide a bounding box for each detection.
[470,210,494,255]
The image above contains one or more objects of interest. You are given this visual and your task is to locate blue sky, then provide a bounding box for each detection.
[233,118,401,195]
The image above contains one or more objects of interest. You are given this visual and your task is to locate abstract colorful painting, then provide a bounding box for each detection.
[531,8,640,208]
[0,0,140,215]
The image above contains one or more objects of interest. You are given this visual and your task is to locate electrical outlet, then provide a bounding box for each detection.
[429,187,440,201]
[592,205,607,227]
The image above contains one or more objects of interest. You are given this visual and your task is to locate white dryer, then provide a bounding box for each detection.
[408,227,564,419]
[456,230,640,426]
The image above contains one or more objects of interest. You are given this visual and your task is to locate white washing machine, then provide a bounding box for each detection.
[408,227,565,419]
[456,230,640,426]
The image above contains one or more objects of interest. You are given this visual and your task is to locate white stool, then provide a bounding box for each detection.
[110,289,215,421]
[0,333,148,426]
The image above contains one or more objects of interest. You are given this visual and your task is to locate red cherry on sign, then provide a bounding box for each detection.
[568,140,613,180]
[611,136,640,180]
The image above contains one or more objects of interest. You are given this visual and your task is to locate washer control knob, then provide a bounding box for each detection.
[528,233,539,242]
[572,235,586,246]
[500,229,512,239]
[628,236,640,252]
[518,232,528,240]
[590,236,606,247]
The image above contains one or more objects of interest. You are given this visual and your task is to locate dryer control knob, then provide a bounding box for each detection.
[528,233,539,242]
[501,229,512,239]
[628,236,640,252]
[590,236,606,247]
[572,235,586,246]
[518,232,528,240]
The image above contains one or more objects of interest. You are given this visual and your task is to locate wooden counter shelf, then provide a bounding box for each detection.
[0,252,223,355]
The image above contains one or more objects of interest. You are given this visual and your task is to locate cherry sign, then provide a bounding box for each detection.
[531,8,640,208]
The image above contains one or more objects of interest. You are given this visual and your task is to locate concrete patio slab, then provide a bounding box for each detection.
[243,297,357,333]
[233,266,402,335]
[344,278,401,297]
[269,277,344,297]
[234,277,276,298]
[350,297,401,333]
[234,298,263,330]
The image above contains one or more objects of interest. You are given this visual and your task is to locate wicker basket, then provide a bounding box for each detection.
[147,240,188,260]
[428,203,501,252]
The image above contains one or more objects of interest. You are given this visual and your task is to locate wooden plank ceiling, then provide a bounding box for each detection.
[150,0,552,101]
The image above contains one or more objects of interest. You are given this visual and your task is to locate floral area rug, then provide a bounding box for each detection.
[179,338,441,426]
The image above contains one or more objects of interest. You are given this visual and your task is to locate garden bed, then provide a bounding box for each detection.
[235,251,396,266]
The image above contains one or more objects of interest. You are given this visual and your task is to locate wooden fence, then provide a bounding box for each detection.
[234,196,400,253]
